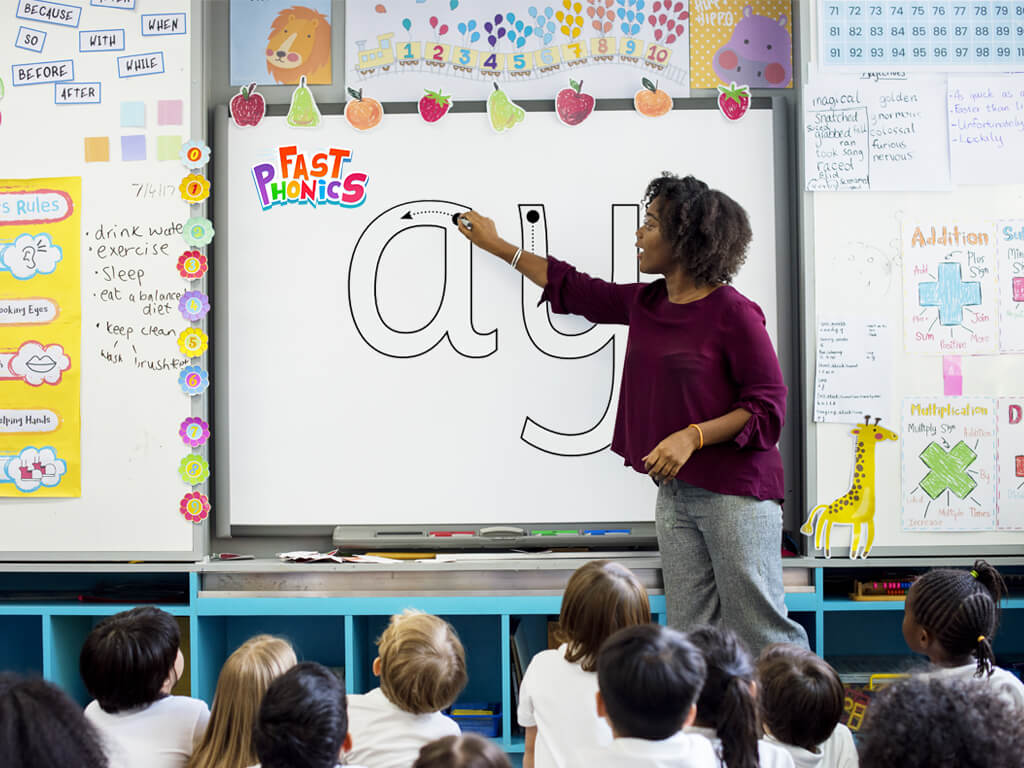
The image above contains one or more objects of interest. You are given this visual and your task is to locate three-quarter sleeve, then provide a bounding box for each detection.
[539,256,642,325]
[725,301,787,451]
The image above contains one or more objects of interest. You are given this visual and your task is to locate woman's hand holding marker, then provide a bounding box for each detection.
[456,210,506,255]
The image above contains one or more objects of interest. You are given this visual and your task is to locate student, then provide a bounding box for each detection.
[858,676,1024,768]
[346,610,467,768]
[80,606,211,768]
[570,623,716,768]
[413,734,513,768]
[902,559,1024,710]
[188,635,297,768]
[252,661,362,768]
[686,626,794,768]
[457,175,808,658]
[518,560,651,768]
[0,672,109,768]
[755,644,857,768]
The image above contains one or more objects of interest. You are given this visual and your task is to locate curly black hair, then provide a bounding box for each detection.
[642,173,752,286]
[859,676,1024,768]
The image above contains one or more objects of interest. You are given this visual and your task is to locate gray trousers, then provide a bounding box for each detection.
[655,478,809,657]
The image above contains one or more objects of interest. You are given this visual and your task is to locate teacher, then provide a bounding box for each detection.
[457,173,808,655]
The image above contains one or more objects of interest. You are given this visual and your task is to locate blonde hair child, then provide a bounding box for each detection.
[187,635,296,768]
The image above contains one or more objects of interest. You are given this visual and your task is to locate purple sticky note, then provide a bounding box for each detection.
[158,99,183,125]
[120,134,146,161]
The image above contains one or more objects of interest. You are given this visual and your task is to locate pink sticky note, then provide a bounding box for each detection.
[158,99,183,126]
[1013,277,1024,302]
[942,355,963,396]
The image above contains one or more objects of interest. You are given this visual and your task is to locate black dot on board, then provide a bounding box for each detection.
[526,209,540,224]
[451,213,461,226]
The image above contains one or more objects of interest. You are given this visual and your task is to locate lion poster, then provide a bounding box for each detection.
[230,0,332,86]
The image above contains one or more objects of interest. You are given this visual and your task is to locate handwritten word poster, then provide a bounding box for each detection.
[997,220,1024,352]
[814,316,893,423]
[803,73,950,191]
[902,220,998,356]
[689,0,793,88]
[902,397,996,532]
[948,75,1024,186]
[345,0,691,100]
[0,178,81,497]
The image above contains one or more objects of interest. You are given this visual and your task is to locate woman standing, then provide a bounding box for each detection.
[457,173,807,655]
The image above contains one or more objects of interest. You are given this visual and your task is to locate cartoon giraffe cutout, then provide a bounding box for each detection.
[801,415,899,559]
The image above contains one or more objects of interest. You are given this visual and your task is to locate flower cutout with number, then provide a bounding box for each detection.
[179,453,211,485]
[179,365,210,396]
[179,417,211,448]
[179,174,211,204]
[178,328,209,358]
[180,140,211,170]
[177,250,208,280]
[180,491,211,523]
[179,290,210,322]
[183,217,215,247]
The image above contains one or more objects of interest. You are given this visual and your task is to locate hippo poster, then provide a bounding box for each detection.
[689,1,792,89]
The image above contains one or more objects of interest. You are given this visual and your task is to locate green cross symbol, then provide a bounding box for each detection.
[919,441,977,500]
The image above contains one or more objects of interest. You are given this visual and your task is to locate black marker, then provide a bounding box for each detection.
[452,213,472,231]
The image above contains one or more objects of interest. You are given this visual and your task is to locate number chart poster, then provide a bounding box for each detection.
[0,178,81,497]
[345,0,691,100]
[689,0,793,88]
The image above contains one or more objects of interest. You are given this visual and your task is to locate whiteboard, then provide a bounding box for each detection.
[0,1,203,558]
[218,105,783,528]
[810,187,1024,555]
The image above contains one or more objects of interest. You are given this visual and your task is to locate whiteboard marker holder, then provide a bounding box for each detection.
[332,523,656,551]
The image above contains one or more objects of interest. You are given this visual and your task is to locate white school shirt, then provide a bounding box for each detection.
[84,695,210,768]
[919,662,1024,711]
[765,724,858,768]
[345,687,460,768]
[569,732,719,768]
[685,726,796,768]
[517,644,613,768]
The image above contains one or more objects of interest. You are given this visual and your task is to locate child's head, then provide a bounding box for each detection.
[375,610,468,714]
[689,625,760,768]
[596,623,706,740]
[79,605,182,713]
[188,635,297,768]
[755,643,843,752]
[640,173,752,285]
[859,676,1024,768]
[413,733,513,768]
[903,559,1007,676]
[0,673,109,768]
[557,560,651,672]
[254,661,350,768]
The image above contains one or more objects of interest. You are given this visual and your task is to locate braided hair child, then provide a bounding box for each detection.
[902,559,1024,711]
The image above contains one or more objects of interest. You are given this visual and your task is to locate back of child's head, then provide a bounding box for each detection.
[0,672,109,768]
[188,634,297,768]
[755,643,843,752]
[377,609,468,714]
[597,623,706,740]
[906,559,1007,677]
[254,661,348,768]
[413,733,513,768]
[558,560,651,672]
[689,625,760,768]
[79,605,180,713]
[859,676,1024,768]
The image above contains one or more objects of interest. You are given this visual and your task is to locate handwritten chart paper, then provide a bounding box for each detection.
[997,221,1024,352]
[814,316,893,423]
[902,220,998,355]
[0,178,81,497]
[948,75,1024,185]
[803,73,950,191]
[902,397,996,532]
[997,398,1024,530]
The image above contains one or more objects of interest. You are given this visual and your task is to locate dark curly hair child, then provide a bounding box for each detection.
[903,560,1024,710]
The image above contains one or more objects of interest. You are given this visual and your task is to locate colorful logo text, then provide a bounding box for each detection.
[252,145,369,211]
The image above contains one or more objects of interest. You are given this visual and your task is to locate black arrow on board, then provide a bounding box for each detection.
[400,208,453,221]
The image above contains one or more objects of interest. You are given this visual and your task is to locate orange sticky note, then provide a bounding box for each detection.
[84,137,110,163]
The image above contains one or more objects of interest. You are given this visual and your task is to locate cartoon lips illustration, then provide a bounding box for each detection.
[24,355,57,373]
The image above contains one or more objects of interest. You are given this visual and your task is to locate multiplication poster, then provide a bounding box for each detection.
[345,0,691,100]
[0,178,81,497]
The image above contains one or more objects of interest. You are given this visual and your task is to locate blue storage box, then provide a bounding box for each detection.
[447,701,502,737]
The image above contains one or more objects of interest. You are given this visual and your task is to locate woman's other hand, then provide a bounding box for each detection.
[643,428,701,484]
